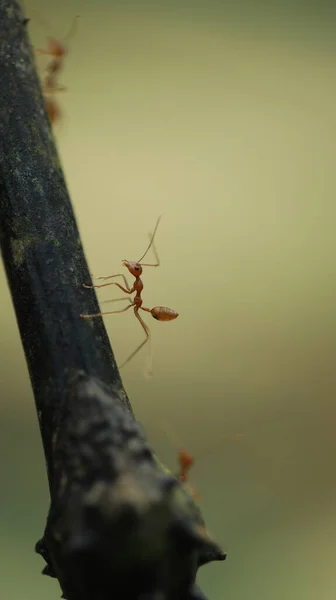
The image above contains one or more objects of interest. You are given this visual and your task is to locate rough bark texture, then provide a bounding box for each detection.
[0,2,226,599]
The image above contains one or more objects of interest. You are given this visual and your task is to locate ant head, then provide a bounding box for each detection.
[122,260,142,277]
[47,37,66,57]
[179,450,194,471]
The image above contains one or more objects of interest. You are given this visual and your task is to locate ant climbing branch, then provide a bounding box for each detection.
[80,217,179,375]
[34,13,79,125]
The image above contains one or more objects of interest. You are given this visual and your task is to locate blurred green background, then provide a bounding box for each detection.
[1,0,336,598]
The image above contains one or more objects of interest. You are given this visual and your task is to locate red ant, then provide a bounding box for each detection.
[36,14,79,80]
[156,421,200,500]
[177,449,200,501]
[175,434,245,502]
[80,217,179,375]
[34,14,79,125]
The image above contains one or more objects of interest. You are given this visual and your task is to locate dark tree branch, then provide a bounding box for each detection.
[37,372,226,600]
[0,2,226,599]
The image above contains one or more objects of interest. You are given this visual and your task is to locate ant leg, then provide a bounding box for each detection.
[84,281,133,295]
[80,302,134,319]
[139,233,160,267]
[44,85,68,94]
[99,297,133,306]
[118,308,152,372]
[35,49,54,55]
[96,273,130,286]
[84,281,133,294]
[186,483,200,502]
[62,14,80,44]
[84,273,131,291]
[137,306,155,376]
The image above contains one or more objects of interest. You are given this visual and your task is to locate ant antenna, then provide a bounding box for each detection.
[62,14,80,45]
[22,5,51,31]
[26,6,79,42]
[137,216,162,263]
[157,419,184,450]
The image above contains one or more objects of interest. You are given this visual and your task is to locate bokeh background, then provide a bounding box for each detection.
[1,0,336,598]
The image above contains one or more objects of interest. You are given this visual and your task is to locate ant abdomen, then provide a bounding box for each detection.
[45,96,61,124]
[150,306,179,321]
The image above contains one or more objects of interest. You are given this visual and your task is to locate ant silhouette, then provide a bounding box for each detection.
[80,217,179,375]
[177,449,200,501]
[168,424,244,503]
[176,434,245,501]
[34,14,79,125]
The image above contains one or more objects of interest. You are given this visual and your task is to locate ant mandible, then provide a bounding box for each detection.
[80,216,179,375]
